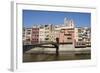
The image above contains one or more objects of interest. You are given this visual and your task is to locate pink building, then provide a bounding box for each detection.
[31,28,39,44]
[59,18,75,44]
[59,28,74,44]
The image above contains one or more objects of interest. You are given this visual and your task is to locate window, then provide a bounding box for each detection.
[46,35,49,37]
[26,39,30,41]
[67,37,72,39]
[45,38,49,40]
[78,39,83,41]
[27,32,31,35]
[65,34,71,36]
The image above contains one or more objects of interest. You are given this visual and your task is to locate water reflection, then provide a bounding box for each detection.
[23,53,91,62]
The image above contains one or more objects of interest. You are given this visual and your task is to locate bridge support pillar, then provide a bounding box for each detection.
[56,38,59,56]
[56,46,59,56]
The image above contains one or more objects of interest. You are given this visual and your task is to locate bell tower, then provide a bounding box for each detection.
[68,19,75,28]
[64,17,75,28]
[64,17,68,26]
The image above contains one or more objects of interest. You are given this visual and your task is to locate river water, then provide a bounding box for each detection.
[23,53,90,62]
[23,44,91,62]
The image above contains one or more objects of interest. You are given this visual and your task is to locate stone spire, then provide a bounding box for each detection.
[64,17,68,26]
[69,19,75,28]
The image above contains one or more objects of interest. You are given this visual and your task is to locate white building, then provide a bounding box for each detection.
[74,27,91,47]
[24,28,32,45]
[39,24,55,43]
[39,26,45,43]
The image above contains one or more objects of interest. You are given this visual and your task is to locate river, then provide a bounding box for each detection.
[23,44,91,62]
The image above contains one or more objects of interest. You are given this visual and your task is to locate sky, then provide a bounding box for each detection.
[23,10,91,28]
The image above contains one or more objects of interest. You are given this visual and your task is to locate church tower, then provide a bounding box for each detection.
[68,19,75,28]
[64,17,68,26]
[64,17,75,28]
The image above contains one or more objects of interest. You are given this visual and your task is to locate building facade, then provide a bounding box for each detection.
[59,27,74,44]
[74,27,91,47]
[23,27,26,43]
[39,25,46,43]
[23,17,91,47]
[39,24,55,43]
[24,28,32,45]
[59,18,75,44]
[31,27,39,44]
